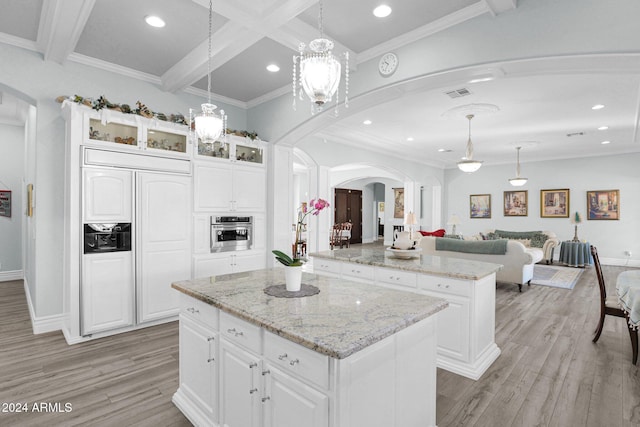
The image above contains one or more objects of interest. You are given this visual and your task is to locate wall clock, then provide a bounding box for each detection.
[378,52,398,77]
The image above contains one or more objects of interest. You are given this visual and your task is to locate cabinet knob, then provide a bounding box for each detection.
[289,358,300,366]
[207,357,215,363]
[207,336,215,342]
[261,397,271,403]
[249,362,257,368]
[445,284,450,288]
[437,284,442,287]
[278,353,288,360]
[249,388,258,394]
[262,370,270,376]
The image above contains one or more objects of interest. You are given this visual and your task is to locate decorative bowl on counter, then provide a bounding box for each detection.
[385,247,422,259]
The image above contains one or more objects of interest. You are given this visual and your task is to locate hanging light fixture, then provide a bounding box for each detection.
[509,146,528,186]
[457,114,483,173]
[293,0,349,115]
[193,0,226,146]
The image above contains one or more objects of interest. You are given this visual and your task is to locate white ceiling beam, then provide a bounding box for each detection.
[483,0,517,17]
[37,0,95,64]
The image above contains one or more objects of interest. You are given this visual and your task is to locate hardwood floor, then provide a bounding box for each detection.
[0,265,639,426]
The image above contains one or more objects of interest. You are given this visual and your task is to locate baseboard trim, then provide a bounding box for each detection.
[23,280,64,334]
[0,270,23,282]
[601,257,640,268]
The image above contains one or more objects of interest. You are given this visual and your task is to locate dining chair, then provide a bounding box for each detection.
[330,224,342,250]
[339,222,352,248]
[591,245,638,364]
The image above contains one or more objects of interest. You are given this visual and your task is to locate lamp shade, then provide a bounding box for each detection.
[509,177,528,186]
[447,214,461,225]
[194,103,225,144]
[299,39,341,106]
[404,211,417,225]
[457,159,483,173]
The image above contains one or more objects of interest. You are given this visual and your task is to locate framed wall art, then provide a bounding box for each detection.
[393,188,404,219]
[540,189,570,218]
[587,189,619,220]
[470,194,491,218]
[504,190,528,216]
[0,190,11,218]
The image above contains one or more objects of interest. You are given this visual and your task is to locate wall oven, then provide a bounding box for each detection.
[211,216,253,253]
[84,223,132,253]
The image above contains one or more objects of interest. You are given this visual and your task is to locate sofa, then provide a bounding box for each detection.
[420,236,543,292]
[474,229,560,264]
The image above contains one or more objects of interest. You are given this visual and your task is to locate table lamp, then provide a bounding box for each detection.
[405,211,417,240]
[447,214,461,236]
[570,211,582,242]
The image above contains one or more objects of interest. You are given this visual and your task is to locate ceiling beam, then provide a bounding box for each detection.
[37,0,95,64]
[483,0,517,17]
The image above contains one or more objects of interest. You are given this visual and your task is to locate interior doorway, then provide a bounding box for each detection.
[334,188,362,244]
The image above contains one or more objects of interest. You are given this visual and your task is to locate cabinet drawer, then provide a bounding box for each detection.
[180,294,218,330]
[342,263,375,282]
[220,311,262,354]
[264,331,329,390]
[376,267,417,289]
[417,275,470,297]
[313,258,341,275]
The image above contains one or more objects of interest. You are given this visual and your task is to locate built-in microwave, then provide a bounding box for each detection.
[84,223,132,254]
[211,216,253,253]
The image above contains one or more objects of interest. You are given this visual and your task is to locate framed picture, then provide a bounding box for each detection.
[587,189,619,220]
[393,188,404,218]
[0,190,11,218]
[504,190,528,216]
[540,189,570,218]
[470,194,491,218]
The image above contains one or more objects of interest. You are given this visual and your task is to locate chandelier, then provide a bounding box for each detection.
[193,0,226,146]
[457,114,483,173]
[293,0,349,115]
[508,146,528,186]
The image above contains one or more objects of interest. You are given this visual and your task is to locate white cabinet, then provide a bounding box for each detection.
[194,251,265,279]
[137,172,192,323]
[83,168,132,222]
[194,162,265,212]
[220,340,262,427]
[81,251,134,335]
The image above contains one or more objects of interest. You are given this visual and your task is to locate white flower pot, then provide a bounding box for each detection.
[284,266,302,292]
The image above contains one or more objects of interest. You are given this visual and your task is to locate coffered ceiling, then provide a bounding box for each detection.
[1,0,639,168]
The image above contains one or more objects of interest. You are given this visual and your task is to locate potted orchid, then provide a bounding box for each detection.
[272,250,304,291]
[293,198,330,258]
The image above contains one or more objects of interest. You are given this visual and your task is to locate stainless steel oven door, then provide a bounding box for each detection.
[211,223,252,252]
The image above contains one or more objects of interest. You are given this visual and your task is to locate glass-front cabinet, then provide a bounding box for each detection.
[146,128,188,155]
[196,134,265,166]
[89,118,139,147]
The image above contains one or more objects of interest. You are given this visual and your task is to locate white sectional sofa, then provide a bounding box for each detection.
[477,229,560,264]
[419,236,543,292]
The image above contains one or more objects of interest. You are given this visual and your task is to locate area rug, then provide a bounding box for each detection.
[530,264,584,290]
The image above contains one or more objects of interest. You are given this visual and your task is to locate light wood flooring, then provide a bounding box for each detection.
[1,264,639,426]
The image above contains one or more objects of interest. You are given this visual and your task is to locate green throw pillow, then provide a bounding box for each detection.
[530,233,547,248]
[485,232,499,240]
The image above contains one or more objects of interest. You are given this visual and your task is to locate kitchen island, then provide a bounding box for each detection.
[310,247,503,380]
[171,268,448,427]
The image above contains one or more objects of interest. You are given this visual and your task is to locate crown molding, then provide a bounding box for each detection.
[0,32,39,52]
[67,52,162,85]
[183,86,248,109]
[246,85,291,109]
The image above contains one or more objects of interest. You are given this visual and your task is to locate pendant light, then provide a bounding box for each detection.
[194,0,226,146]
[457,114,483,173]
[508,146,528,186]
[293,0,349,115]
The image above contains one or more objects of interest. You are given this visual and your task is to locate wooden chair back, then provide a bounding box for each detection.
[591,245,607,301]
[330,224,343,249]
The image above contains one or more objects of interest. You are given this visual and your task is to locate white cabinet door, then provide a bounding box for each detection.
[233,165,265,212]
[137,172,192,323]
[193,214,211,254]
[233,252,265,273]
[421,291,470,362]
[262,366,329,427]
[193,255,233,278]
[179,316,218,423]
[83,168,132,222]
[220,340,261,427]
[194,163,233,211]
[81,251,134,335]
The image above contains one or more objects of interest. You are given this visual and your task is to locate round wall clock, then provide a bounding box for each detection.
[378,52,398,77]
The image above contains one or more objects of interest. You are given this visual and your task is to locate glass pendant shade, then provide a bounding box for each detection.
[509,146,528,186]
[299,39,341,105]
[457,114,483,173]
[194,103,224,144]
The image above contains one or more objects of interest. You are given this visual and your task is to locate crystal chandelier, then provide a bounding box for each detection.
[457,114,483,173]
[193,0,226,146]
[508,146,528,186]
[293,0,349,115]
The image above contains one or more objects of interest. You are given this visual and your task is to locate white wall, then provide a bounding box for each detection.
[0,123,24,273]
[444,153,640,264]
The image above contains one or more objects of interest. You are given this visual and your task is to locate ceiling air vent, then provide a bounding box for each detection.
[445,88,472,98]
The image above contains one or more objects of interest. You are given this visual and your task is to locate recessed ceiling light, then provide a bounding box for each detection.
[592,104,605,110]
[373,5,392,18]
[145,15,165,28]
[363,119,372,125]
[266,64,280,72]
[407,137,414,141]
[597,126,609,130]
[601,140,611,145]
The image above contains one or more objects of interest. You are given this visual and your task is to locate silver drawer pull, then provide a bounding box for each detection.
[249,388,258,394]
[207,357,214,362]
[289,358,300,366]
[278,353,288,360]
[207,336,215,342]
[389,276,394,279]
[186,307,200,314]
[227,328,244,337]
[262,370,270,376]
[445,284,450,288]
[261,397,270,403]
[396,277,400,281]
[437,284,442,287]
[249,362,257,368]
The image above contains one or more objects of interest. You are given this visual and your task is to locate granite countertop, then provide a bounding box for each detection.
[309,247,503,280]
[172,268,448,359]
